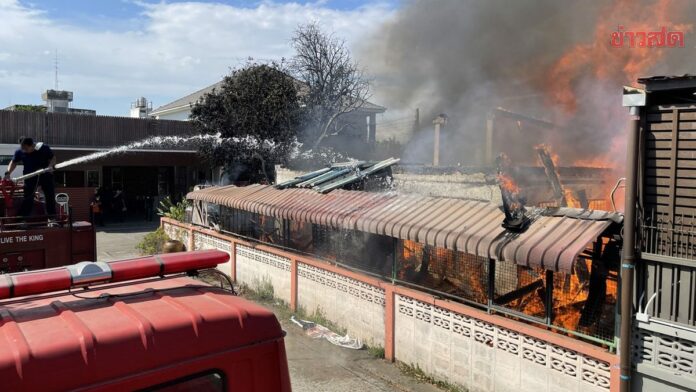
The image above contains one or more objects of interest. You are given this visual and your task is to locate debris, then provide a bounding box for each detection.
[290,315,363,349]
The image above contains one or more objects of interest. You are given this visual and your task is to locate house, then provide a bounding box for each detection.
[150,79,387,151]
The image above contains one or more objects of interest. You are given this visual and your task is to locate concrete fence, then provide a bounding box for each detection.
[162,218,619,392]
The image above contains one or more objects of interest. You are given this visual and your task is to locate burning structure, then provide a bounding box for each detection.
[188,182,622,344]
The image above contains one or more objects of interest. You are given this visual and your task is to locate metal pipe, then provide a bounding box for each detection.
[619,106,641,392]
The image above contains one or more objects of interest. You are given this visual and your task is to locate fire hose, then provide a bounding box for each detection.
[11,166,56,182]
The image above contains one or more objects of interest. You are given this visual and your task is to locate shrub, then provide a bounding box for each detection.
[136,228,170,255]
[157,197,190,222]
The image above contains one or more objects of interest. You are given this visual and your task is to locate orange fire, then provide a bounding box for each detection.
[564,189,583,209]
[535,143,560,167]
[497,173,520,194]
[540,0,691,210]
[547,0,689,113]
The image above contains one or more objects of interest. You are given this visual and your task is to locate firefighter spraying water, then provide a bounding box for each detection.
[3,137,57,219]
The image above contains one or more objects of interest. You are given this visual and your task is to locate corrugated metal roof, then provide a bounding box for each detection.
[275,158,399,193]
[187,185,622,272]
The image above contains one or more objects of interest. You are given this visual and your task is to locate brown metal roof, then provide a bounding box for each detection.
[187,185,620,272]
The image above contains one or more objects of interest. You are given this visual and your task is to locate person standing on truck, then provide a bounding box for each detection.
[3,137,57,218]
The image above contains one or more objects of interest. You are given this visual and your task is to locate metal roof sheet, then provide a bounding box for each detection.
[275,158,399,193]
[187,186,622,272]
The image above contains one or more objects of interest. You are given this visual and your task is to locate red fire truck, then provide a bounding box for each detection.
[0,178,95,272]
[0,249,291,391]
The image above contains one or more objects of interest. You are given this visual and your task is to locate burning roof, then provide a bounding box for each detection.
[187,184,622,272]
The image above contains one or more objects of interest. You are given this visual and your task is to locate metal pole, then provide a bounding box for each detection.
[486,112,494,166]
[433,123,440,166]
[619,106,640,392]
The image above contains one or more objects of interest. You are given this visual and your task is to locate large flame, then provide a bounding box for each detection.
[540,0,691,211]
[547,0,689,113]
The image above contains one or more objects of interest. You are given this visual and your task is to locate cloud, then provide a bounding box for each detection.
[0,0,394,115]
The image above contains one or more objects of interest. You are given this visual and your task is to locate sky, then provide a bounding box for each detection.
[0,0,397,116]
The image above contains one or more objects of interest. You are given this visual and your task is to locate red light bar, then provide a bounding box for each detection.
[0,250,229,300]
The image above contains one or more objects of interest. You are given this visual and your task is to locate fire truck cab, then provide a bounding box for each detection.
[0,250,291,391]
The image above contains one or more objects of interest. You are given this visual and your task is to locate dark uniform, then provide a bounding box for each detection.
[13,143,56,217]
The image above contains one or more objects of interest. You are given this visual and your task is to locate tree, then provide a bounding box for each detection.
[190,62,302,181]
[12,105,46,112]
[291,23,372,150]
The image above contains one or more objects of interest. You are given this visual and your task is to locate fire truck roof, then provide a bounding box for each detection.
[0,276,284,391]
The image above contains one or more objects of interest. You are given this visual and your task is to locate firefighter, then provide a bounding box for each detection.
[3,137,57,218]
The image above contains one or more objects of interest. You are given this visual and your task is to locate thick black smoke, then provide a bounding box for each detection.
[360,0,696,167]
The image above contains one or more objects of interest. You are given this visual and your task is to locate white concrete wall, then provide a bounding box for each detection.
[235,244,292,303]
[394,294,610,392]
[162,221,612,392]
[297,262,385,346]
[193,231,232,276]
[163,224,189,247]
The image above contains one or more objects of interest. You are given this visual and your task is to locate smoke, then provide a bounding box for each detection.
[361,0,696,167]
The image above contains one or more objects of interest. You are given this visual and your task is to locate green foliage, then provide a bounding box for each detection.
[367,345,385,359]
[12,104,46,112]
[136,228,170,255]
[157,197,190,222]
[191,62,302,171]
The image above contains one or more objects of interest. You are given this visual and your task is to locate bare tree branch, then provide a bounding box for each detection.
[291,22,372,150]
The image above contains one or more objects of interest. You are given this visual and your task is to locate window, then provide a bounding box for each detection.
[111,167,123,189]
[54,171,85,187]
[87,170,100,187]
[143,371,225,392]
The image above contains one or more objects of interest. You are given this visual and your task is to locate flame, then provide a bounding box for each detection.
[540,0,692,211]
[497,173,520,194]
[535,143,560,167]
[564,189,583,208]
[399,240,487,304]
[547,0,688,112]
[399,239,618,336]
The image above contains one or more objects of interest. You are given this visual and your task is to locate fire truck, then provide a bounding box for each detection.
[0,249,292,391]
[0,175,95,273]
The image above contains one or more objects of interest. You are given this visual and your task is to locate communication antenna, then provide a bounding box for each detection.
[54,49,59,90]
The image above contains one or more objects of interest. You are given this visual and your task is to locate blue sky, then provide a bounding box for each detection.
[0,0,397,115]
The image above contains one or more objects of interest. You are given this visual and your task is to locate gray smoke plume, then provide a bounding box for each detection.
[360,0,696,167]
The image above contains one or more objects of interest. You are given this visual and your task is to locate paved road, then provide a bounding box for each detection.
[95,221,159,261]
[97,221,441,392]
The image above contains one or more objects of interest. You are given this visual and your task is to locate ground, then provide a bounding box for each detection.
[96,221,443,392]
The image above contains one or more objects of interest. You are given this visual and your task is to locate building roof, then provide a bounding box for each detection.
[151,80,225,116]
[151,79,386,117]
[637,74,696,91]
[187,184,622,272]
[0,275,284,391]
[275,158,399,193]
